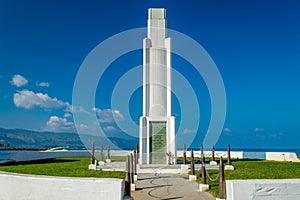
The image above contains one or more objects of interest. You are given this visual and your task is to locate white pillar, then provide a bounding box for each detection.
[139,8,176,164]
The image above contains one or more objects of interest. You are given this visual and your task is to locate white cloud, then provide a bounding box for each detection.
[36,82,50,87]
[254,128,264,132]
[64,113,72,118]
[182,129,197,134]
[45,116,75,132]
[10,75,28,87]
[67,105,90,115]
[103,126,118,132]
[92,107,125,123]
[45,116,90,133]
[14,89,69,109]
[223,128,232,133]
[270,131,284,138]
[78,124,88,129]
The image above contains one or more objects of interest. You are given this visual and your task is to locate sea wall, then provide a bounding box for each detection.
[266,152,299,162]
[177,151,299,161]
[0,172,124,200]
[177,151,244,159]
[226,179,300,200]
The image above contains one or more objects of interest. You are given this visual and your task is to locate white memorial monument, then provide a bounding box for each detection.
[139,8,176,164]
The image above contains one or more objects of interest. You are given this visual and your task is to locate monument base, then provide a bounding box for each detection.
[189,175,197,181]
[225,165,235,170]
[134,175,138,182]
[139,116,176,165]
[88,164,97,170]
[199,184,209,192]
[99,161,105,166]
[209,161,218,166]
[130,183,136,191]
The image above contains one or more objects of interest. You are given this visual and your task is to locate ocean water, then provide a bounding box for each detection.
[0,151,10,160]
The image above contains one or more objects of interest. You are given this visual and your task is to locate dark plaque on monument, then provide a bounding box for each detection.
[150,122,167,164]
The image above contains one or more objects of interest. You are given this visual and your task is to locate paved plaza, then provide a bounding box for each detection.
[131,173,215,200]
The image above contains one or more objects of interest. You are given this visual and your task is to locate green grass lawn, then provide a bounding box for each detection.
[195,159,300,197]
[0,157,126,179]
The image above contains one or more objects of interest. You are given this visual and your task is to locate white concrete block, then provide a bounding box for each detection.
[0,171,124,200]
[177,151,244,159]
[209,161,218,166]
[225,165,235,170]
[266,152,299,162]
[180,164,189,173]
[98,161,105,165]
[134,175,138,182]
[226,179,300,200]
[189,175,197,181]
[106,159,111,163]
[88,164,97,170]
[199,184,209,192]
[130,183,136,191]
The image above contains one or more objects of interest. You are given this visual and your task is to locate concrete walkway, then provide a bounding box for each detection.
[131,173,215,200]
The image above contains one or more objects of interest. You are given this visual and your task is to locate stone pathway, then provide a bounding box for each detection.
[131,173,215,200]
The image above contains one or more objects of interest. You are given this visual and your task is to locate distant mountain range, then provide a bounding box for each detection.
[0,128,138,150]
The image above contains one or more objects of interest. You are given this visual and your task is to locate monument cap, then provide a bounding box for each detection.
[148,8,166,19]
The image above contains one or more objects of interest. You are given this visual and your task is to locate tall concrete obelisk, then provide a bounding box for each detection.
[139,8,176,164]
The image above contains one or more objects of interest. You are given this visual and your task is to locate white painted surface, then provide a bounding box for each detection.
[177,151,244,159]
[189,175,197,181]
[130,183,136,191]
[140,8,176,165]
[225,165,235,170]
[0,172,124,200]
[226,179,300,200]
[199,184,209,191]
[266,152,300,162]
[180,164,189,173]
[134,175,138,182]
[88,164,97,170]
[209,161,218,166]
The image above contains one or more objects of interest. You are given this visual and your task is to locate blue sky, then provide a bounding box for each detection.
[0,0,299,149]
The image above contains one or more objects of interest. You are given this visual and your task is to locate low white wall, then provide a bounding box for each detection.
[177,151,244,159]
[226,179,300,200]
[266,152,299,162]
[0,172,124,200]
